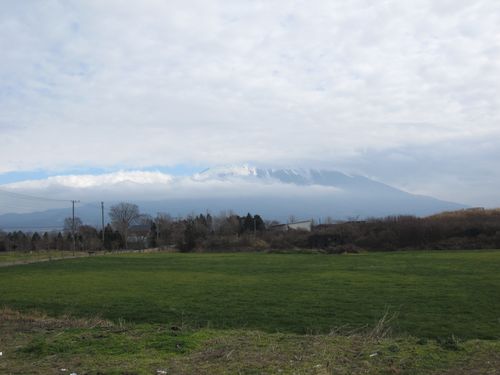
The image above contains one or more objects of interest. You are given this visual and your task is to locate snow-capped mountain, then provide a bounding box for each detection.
[193,165,260,180]
[0,166,466,229]
[193,165,399,190]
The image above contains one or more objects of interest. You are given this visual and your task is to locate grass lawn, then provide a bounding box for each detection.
[0,250,499,339]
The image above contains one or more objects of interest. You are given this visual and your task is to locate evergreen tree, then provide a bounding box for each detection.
[42,232,50,250]
[254,215,265,231]
[243,213,254,233]
[148,222,158,248]
[31,232,42,251]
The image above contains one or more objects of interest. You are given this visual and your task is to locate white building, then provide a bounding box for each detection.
[270,220,313,232]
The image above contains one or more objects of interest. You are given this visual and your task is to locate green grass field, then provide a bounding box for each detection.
[1,250,499,339]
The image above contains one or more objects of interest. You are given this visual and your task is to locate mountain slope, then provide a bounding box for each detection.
[0,166,466,229]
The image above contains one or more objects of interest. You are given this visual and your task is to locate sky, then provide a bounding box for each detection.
[1,0,500,206]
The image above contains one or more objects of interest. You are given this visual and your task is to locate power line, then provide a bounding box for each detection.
[101,201,105,243]
[0,189,89,236]
[71,199,80,255]
[0,225,64,229]
[0,188,72,203]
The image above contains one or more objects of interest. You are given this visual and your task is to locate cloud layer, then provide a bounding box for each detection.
[0,168,463,220]
[0,169,345,215]
[1,1,500,205]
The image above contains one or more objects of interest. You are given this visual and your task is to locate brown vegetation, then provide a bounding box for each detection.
[2,208,500,254]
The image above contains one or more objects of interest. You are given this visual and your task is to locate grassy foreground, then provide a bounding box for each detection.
[1,251,499,339]
[1,308,499,375]
[1,251,500,374]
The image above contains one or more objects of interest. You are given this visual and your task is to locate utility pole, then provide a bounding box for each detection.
[156,213,160,244]
[101,202,105,245]
[71,200,80,256]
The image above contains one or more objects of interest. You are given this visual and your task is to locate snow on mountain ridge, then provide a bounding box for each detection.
[195,166,353,185]
[193,165,258,180]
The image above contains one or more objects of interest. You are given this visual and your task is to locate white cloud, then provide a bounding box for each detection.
[1,0,500,204]
[0,169,343,214]
[5,170,174,189]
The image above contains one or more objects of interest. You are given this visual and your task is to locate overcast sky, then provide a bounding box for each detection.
[1,0,500,206]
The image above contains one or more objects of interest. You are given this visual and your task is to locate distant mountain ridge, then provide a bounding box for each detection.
[0,165,467,230]
[194,166,407,194]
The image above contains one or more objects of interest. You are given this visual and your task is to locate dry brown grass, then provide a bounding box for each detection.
[1,308,500,375]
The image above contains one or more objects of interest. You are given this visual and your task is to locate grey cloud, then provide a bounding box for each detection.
[0,0,499,205]
[338,133,500,207]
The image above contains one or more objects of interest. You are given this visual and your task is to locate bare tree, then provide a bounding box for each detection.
[109,202,141,249]
[155,213,174,246]
[64,217,82,234]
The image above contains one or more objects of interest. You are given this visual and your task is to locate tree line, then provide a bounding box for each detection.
[0,202,268,252]
[1,203,500,253]
[307,208,500,252]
